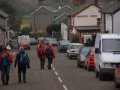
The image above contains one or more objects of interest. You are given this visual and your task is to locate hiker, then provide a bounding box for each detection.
[45,43,55,70]
[0,47,13,85]
[14,47,30,83]
[37,42,46,69]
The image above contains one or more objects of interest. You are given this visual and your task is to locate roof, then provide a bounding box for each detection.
[75,26,100,31]
[0,10,9,18]
[70,3,101,16]
[101,1,120,14]
[31,5,73,15]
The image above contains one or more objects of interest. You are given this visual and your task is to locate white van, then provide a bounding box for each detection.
[18,35,30,50]
[94,34,120,80]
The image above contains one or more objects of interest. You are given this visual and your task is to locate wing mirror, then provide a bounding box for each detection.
[95,48,101,54]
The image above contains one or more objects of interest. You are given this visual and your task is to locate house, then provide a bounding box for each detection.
[31,5,73,35]
[0,10,9,46]
[68,3,101,43]
[101,0,120,33]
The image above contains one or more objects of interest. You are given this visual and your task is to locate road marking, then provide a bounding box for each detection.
[55,71,58,76]
[52,67,55,71]
[58,77,63,83]
[63,85,68,90]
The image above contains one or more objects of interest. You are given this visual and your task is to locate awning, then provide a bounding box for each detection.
[75,26,100,32]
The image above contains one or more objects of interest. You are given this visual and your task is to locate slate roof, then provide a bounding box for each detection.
[101,1,120,14]
[0,10,9,18]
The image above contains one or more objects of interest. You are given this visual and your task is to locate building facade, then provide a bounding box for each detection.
[0,10,9,46]
[101,1,120,33]
[69,3,101,43]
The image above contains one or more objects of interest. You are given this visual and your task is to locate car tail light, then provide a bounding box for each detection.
[89,55,94,61]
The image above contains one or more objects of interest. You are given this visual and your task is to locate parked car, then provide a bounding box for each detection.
[9,39,19,50]
[67,43,83,59]
[114,64,120,88]
[84,47,95,71]
[30,38,37,45]
[57,40,70,52]
[49,38,57,46]
[77,46,91,68]
[94,34,120,80]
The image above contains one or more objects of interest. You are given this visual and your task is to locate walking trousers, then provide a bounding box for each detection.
[40,58,45,69]
[1,65,10,85]
[47,58,53,70]
[18,65,26,83]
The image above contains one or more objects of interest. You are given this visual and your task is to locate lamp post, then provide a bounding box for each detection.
[33,13,36,38]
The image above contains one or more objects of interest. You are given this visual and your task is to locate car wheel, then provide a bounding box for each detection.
[69,56,72,60]
[87,65,90,71]
[95,69,98,78]
[84,64,87,70]
[28,47,30,50]
[99,69,104,81]
[114,76,120,88]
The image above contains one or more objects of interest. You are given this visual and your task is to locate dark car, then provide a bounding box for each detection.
[30,38,37,45]
[77,46,91,68]
[57,40,70,52]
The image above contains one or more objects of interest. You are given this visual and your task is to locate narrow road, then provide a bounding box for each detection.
[0,46,119,90]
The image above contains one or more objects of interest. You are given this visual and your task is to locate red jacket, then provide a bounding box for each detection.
[37,47,46,59]
[0,51,13,65]
[49,46,55,59]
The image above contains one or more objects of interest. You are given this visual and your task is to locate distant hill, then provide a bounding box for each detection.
[10,0,38,16]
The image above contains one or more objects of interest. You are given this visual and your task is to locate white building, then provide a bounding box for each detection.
[61,23,68,40]
[68,3,101,43]
[101,1,120,33]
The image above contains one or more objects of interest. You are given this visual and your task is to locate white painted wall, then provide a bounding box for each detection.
[61,23,68,40]
[105,14,112,33]
[74,5,101,26]
[113,10,120,34]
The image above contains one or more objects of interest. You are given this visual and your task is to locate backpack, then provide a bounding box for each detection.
[1,53,9,66]
[45,47,50,58]
[19,53,27,64]
[37,50,42,56]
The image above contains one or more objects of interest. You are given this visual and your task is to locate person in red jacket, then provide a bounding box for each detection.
[0,47,13,85]
[45,43,55,70]
[37,42,46,69]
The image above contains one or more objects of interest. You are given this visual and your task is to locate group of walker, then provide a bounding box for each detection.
[0,41,55,85]
[36,41,55,70]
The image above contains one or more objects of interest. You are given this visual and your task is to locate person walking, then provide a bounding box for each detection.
[0,47,13,85]
[37,42,46,69]
[14,47,30,83]
[45,43,55,70]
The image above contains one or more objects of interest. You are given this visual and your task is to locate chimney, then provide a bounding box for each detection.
[94,0,98,5]
[73,0,85,6]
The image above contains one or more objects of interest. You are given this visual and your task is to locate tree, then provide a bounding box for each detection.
[71,34,79,43]
[20,27,32,35]
[46,24,61,36]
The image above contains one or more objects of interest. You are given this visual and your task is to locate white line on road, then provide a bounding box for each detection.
[58,77,63,83]
[63,85,68,90]
[52,67,55,71]
[55,71,59,76]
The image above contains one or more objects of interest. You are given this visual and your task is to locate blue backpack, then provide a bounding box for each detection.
[20,53,27,64]
[1,53,9,66]
[45,48,50,58]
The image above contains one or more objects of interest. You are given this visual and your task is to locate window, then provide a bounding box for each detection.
[97,18,101,26]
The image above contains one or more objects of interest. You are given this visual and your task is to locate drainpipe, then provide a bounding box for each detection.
[112,13,114,33]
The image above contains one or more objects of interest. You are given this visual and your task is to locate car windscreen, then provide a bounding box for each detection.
[80,47,90,56]
[102,39,120,52]
[61,40,70,45]
[71,45,81,49]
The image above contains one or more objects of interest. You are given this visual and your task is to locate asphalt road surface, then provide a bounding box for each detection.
[0,46,119,90]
